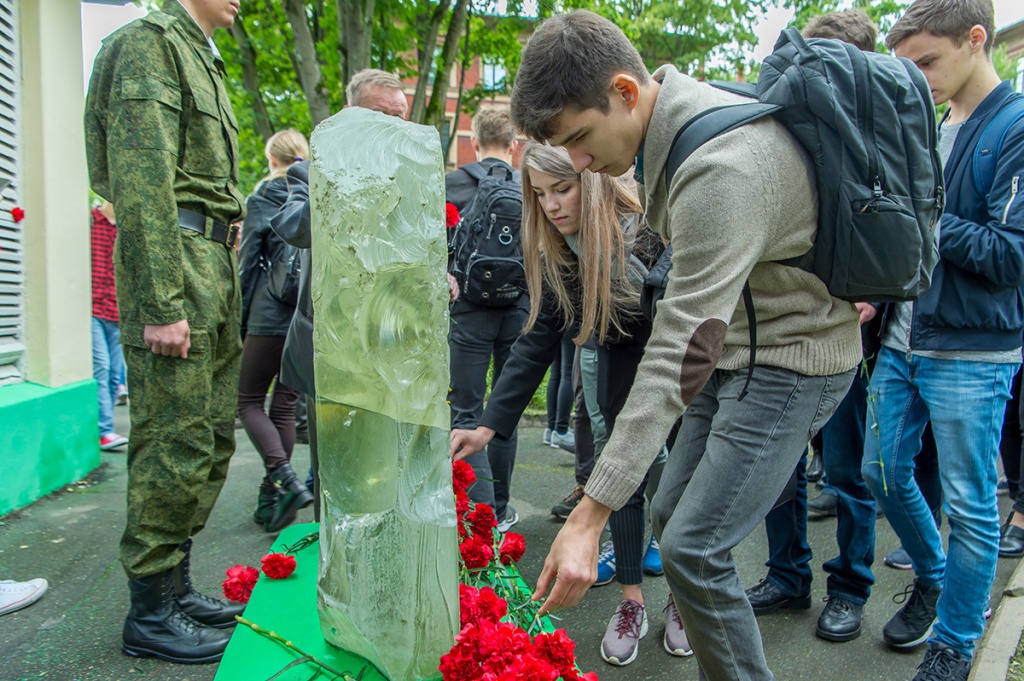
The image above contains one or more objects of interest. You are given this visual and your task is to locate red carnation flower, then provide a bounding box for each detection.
[533,629,577,677]
[446,202,461,228]
[579,672,599,681]
[459,535,494,569]
[222,564,259,603]
[455,489,471,519]
[459,584,508,627]
[452,459,476,494]
[498,532,525,565]
[260,552,297,579]
[477,621,535,676]
[501,654,560,681]
[10,206,24,223]
[466,503,498,539]
[458,521,468,540]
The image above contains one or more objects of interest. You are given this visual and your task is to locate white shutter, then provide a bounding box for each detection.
[0,0,22,385]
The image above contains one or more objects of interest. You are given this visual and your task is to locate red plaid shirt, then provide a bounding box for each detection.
[91,208,119,322]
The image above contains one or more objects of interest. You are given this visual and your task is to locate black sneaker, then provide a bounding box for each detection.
[883,580,940,649]
[911,643,970,681]
[815,595,862,642]
[744,579,811,616]
[551,485,585,519]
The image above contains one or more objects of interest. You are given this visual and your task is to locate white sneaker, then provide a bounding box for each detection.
[0,578,48,616]
[543,428,553,445]
[496,506,519,533]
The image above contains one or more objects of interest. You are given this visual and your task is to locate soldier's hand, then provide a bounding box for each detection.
[144,320,191,359]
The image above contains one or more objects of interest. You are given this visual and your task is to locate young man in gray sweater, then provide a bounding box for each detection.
[509,10,861,680]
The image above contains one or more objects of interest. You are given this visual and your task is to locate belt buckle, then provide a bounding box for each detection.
[227,224,240,249]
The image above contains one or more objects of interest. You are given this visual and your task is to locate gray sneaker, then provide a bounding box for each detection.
[601,598,648,666]
[663,596,693,657]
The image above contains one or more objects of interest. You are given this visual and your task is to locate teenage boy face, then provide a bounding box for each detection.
[546,74,645,178]
[894,28,986,106]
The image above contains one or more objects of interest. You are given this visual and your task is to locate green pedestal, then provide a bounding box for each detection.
[216,524,557,681]
[215,523,389,681]
[0,380,99,516]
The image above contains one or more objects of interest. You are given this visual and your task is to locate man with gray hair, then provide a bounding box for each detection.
[272,68,408,519]
[345,69,408,118]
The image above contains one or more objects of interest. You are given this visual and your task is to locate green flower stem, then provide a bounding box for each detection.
[235,615,361,680]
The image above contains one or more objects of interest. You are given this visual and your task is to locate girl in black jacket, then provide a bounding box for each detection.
[237,129,314,533]
[451,142,684,666]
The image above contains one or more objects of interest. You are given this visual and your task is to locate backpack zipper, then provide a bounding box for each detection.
[1004,176,1020,224]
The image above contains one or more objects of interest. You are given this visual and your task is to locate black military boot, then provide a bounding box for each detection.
[122,569,231,664]
[173,539,245,628]
[266,462,314,533]
[253,476,278,526]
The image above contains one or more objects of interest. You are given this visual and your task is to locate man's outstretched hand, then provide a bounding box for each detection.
[450,426,495,461]
[533,495,612,615]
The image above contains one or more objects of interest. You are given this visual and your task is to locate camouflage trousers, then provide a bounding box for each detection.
[120,292,242,579]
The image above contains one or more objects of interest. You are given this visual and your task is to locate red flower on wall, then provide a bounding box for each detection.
[11,206,24,223]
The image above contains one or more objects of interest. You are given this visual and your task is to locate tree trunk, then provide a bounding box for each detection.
[283,0,331,125]
[337,0,377,94]
[444,12,471,162]
[424,0,468,129]
[228,20,274,142]
[408,0,451,123]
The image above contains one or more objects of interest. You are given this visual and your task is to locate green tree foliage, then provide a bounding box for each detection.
[211,0,925,191]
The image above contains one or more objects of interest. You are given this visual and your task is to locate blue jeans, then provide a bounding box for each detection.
[448,304,527,522]
[653,365,854,681]
[862,347,1017,659]
[92,316,124,437]
[764,370,878,605]
[763,453,812,597]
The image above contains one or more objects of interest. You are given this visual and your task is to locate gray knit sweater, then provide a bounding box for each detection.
[584,66,862,511]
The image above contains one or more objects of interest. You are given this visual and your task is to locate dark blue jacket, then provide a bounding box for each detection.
[908,81,1024,352]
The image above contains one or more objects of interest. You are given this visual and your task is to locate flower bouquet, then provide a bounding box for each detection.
[444,460,597,681]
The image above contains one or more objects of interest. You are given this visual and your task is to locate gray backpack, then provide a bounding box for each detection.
[667,27,943,303]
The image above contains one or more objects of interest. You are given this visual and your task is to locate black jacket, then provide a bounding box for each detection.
[239,176,296,336]
[269,161,315,396]
[480,231,661,439]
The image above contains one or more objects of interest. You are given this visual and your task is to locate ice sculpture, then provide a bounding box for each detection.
[310,107,457,680]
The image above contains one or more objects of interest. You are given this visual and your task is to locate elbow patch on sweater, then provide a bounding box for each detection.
[679,318,727,404]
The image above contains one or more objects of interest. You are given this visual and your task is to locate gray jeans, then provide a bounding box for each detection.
[651,365,854,681]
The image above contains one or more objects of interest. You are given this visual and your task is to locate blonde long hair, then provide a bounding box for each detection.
[520,142,644,344]
[261,129,309,184]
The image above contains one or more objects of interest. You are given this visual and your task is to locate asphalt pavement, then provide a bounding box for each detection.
[0,404,1019,681]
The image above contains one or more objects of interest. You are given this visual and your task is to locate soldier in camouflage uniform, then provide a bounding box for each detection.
[84,0,245,664]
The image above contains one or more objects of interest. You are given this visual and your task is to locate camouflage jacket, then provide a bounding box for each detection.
[84,0,244,332]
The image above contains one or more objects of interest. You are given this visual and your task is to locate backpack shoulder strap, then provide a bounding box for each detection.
[462,163,487,183]
[709,80,758,99]
[666,102,780,184]
[973,97,1024,197]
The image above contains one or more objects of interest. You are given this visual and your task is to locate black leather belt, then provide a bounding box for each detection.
[178,207,240,248]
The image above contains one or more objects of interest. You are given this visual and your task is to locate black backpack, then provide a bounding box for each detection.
[450,162,526,307]
[666,28,943,304]
[264,241,301,307]
[247,183,301,308]
[648,28,944,400]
